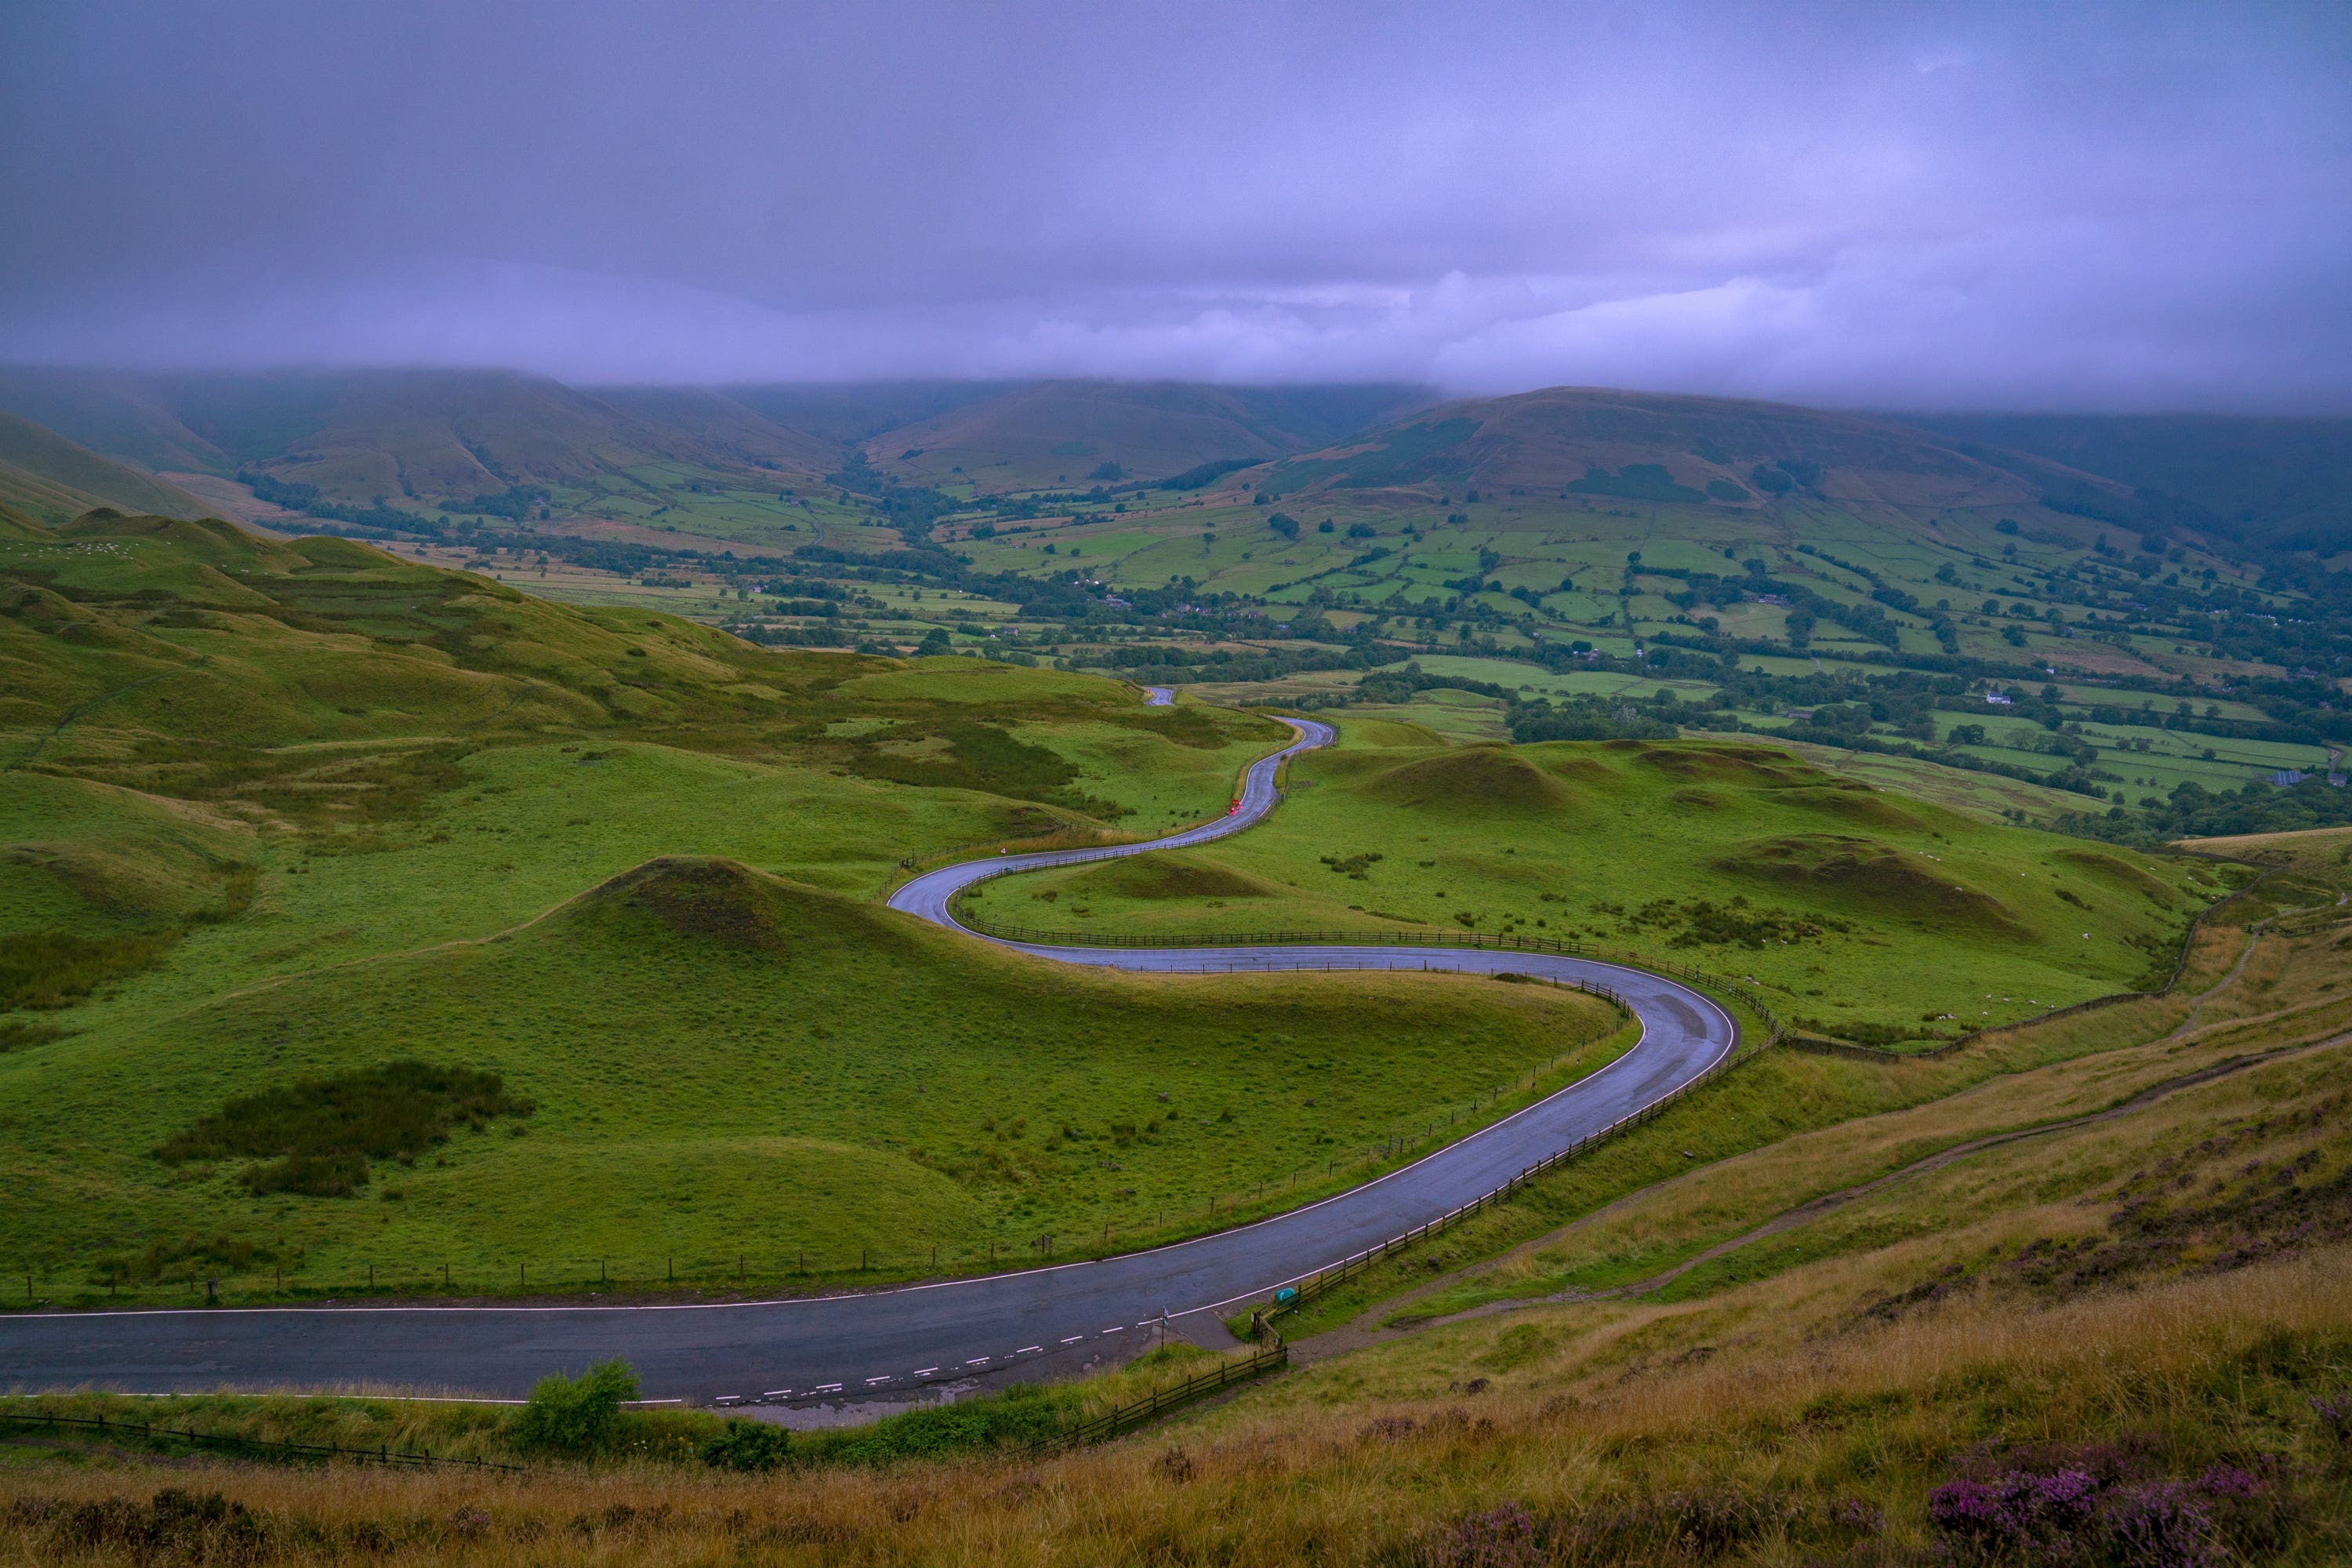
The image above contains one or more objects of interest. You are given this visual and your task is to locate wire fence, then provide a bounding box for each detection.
[1246,1022,1780,1326]
[0,1408,521,1473]
[1047,1334,1289,1450]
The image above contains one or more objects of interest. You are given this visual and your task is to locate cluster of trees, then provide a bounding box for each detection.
[2060,774,2352,845]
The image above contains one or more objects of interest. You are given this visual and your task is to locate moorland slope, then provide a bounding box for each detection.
[867,380,1432,492]
[0,410,209,524]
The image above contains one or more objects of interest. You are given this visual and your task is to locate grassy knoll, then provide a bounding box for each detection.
[974,721,2224,1043]
[0,857,1624,1300]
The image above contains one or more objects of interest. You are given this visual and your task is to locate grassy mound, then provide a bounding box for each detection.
[0,856,1623,1298]
[1774,782,1927,832]
[1715,833,2033,938]
[1358,745,1570,815]
[1048,852,1283,902]
[576,855,804,953]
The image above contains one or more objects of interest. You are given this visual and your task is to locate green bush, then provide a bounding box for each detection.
[702,1418,789,1472]
[511,1359,638,1455]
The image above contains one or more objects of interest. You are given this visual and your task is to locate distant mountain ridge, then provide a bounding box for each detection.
[1251,386,2131,539]
[862,380,1435,492]
[0,369,837,510]
[0,368,2339,561]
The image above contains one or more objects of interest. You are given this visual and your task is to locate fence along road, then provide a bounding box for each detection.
[0,715,1739,1405]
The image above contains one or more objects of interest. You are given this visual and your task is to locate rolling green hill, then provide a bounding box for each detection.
[0,852,1620,1290]
[971,721,2215,1043]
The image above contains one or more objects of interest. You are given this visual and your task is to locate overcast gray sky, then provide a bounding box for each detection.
[2,0,2347,408]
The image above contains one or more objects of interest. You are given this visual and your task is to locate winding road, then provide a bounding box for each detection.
[0,713,1738,1406]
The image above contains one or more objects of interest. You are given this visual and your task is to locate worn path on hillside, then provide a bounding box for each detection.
[0,715,1740,1406]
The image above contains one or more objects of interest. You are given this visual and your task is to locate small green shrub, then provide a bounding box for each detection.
[512,1359,638,1455]
[702,1419,789,1472]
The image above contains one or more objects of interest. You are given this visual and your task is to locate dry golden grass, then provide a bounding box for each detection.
[5,1242,2349,1563]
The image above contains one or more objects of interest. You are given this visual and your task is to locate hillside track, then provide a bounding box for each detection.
[0,719,1740,1405]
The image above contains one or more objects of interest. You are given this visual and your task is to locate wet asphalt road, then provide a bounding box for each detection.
[0,717,1735,1403]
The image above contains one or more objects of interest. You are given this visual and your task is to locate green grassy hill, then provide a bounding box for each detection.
[0,409,209,524]
[13,509,1678,1297]
[0,854,1621,1292]
[975,721,2217,1044]
[870,380,1430,493]
[563,384,841,474]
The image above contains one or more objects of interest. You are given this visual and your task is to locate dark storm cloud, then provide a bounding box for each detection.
[2,0,2347,408]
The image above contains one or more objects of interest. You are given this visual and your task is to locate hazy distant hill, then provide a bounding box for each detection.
[1906,412,2352,552]
[866,380,1432,492]
[1257,386,2124,535]
[2,368,2336,562]
[0,408,209,524]
[0,369,829,508]
[717,382,1014,448]
[0,368,230,476]
[581,385,844,474]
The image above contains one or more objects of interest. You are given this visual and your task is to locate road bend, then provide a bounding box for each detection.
[0,717,1738,1403]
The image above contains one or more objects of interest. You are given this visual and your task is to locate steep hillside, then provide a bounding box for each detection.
[0,367,230,475]
[0,409,209,524]
[1909,411,2352,551]
[870,380,1430,492]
